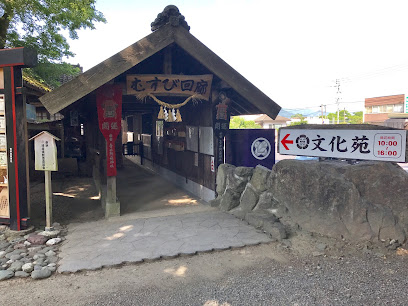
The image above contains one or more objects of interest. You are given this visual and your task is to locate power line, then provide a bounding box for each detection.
[336,62,408,83]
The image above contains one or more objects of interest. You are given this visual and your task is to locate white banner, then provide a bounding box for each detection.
[278,129,407,162]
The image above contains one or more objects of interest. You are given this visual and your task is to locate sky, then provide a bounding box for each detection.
[66,0,408,116]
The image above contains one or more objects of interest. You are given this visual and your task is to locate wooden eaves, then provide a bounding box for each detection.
[39,23,281,118]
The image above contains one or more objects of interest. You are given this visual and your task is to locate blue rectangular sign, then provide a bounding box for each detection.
[226,129,275,169]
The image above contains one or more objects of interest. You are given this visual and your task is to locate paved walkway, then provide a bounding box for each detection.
[58,209,272,273]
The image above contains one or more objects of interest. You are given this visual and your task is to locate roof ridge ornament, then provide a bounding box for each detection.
[151,5,190,32]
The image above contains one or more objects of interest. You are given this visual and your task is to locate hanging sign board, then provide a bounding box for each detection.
[29,131,60,171]
[70,110,79,126]
[126,74,213,101]
[97,84,122,176]
[278,129,407,162]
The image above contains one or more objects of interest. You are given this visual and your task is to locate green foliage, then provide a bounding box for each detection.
[0,0,106,87]
[348,111,363,124]
[230,117,262,129]
[291,113,305,119]
[326,110,363,124]
[288,118,308,126]
[24,63,81,89]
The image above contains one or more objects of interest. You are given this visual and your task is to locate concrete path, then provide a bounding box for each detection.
[58,210,272,273]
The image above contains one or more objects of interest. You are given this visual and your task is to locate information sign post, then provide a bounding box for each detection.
[29,131,60,230]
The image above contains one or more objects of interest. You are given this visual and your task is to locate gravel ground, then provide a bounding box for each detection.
[1,242,407,306]
[84,252,408,306]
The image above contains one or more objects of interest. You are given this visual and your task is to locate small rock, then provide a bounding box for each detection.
[5,249,23,259]
[7,261,23,272]
[0,251,5,258]
[27,234,48,245]
[45,250,56,257]
[33,265,43,271]
[47,266,56,272]
[14,271,29,278]
[22,263,34,273]
[33,254,45,260]
[46,256,58,264]
[27,246,42,253]
[46,238,62,246]
[33,258,45,266]
[0,241,11,250]
[6,259,13,264]
[281,239,292,248]
[38,247,52,254]
[24,241,31,247]
[47,263,56,267]
[316,243,327,251]
[13,243,26,250]
[31,268,52,279]
[329,285,334,291]
[0,270,14,281]
[9,254,22,261]
[38,230,61,239]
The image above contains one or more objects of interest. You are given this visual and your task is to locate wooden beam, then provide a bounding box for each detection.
[40,25,176,115]
[173,27,281,119]
[0,48,37,67]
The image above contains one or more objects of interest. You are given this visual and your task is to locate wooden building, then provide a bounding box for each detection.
[39,6,281,216]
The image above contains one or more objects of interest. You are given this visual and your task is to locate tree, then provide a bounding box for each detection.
[230,117,261,129]
[0,0,106,87]
[326,110,362,124]
[288,118,308,126]
[291,113,306,119]
[348,111,363,124]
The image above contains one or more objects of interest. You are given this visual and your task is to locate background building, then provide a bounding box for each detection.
[364,94,405,126]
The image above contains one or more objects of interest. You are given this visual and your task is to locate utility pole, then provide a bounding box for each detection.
[320,104,326,124]
[321,104,324,124]
[335,79,341,124]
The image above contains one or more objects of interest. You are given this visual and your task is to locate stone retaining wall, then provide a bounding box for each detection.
[211,160,408,244]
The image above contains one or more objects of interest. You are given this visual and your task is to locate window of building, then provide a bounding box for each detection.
[36,110,48,121]
[372,106,379,113]
[379,105,387,113]
[365,106,372,114]
[394,104,403,113]
[386,105,393,113]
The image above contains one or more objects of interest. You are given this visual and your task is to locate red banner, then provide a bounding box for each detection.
[96,84,122,176]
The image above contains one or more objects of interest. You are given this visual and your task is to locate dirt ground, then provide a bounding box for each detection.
[1,234,408,305]
[9,165,406,305]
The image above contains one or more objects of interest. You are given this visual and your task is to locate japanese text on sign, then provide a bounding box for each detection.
[97,84,122,176]
[278,129,407,162]
[126,74,213,101]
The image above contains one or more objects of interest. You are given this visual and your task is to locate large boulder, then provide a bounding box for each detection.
[229,183,259,218]
[219,189,241,211]
[216,164,236,196]
[249,165,271,193]
[268,160,408,243]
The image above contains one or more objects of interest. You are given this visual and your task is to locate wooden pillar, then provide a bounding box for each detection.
[0,48,37,230]
[3,67,29,230]
[44,170,52,229]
